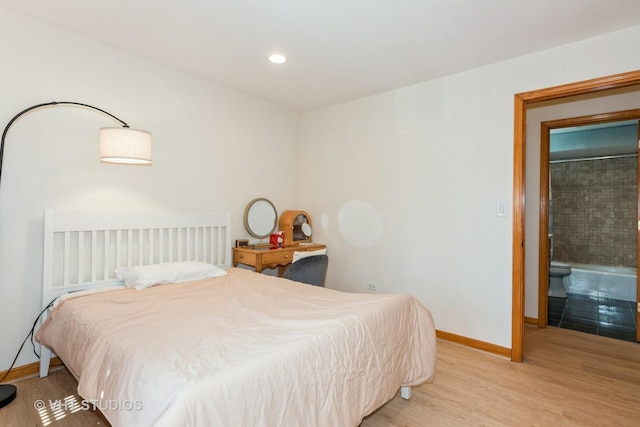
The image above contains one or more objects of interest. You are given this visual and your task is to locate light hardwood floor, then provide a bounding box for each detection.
[1,325,638,426]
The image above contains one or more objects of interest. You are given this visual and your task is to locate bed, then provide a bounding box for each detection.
[35,210,437,427]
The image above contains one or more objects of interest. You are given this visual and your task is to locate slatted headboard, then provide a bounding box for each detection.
[41,210,231,307]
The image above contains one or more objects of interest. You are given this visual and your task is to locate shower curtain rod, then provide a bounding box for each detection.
[550,153,637,164]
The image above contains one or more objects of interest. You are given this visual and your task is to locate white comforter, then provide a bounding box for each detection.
[36,268,436,427]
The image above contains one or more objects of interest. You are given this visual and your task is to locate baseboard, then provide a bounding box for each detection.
[524,316,538,325]
[436,329,512,358]
[0,357,62,382]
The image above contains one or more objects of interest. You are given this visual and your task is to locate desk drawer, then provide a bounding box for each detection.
[261,250,292,265]
[234,251,257,266]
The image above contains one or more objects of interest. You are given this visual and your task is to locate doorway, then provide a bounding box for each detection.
[511,70,640,362]
[536,111,640,343]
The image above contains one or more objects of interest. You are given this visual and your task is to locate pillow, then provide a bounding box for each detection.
[115,261,227,290]
[292,248,327,263]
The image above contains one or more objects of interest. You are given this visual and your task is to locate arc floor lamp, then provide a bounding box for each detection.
[0,101,152,409]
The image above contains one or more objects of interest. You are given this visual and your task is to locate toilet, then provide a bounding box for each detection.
[548,261,571,298]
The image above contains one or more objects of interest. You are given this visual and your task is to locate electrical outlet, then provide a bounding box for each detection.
[366,282,377,291]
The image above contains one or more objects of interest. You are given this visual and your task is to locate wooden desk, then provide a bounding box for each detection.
[232,243,326,276]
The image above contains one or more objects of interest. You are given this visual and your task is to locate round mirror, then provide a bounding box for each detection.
[244,198,277,239]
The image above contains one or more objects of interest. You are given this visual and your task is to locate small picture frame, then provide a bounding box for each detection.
[235,239,249,248]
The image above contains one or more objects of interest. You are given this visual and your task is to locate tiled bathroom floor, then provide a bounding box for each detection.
[548,293,637,342]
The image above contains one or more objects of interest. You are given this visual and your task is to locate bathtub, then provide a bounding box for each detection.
[567,262,637,302]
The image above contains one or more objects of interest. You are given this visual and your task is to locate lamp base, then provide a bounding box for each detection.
[0,384,17,409]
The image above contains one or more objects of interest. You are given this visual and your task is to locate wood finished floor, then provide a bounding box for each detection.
[1,325,638,426]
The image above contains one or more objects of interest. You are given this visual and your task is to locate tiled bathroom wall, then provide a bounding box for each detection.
[550,156,637,268]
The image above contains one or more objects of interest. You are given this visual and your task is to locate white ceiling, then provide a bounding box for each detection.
[2,0,640,112]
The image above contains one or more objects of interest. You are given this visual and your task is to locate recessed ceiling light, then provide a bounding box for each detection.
[268,54,287,64]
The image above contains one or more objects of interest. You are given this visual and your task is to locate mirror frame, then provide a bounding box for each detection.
[243,198,278,239]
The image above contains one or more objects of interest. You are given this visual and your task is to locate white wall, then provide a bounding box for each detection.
[299,26,640,348]
[0,9,300,371]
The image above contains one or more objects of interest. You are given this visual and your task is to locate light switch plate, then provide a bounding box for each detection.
[497,202,507,217]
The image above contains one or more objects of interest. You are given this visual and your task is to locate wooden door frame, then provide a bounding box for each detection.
[637,124,640,343]
[511,70,640,362]
[537,109,640,327]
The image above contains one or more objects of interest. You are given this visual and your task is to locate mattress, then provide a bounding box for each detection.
[36,268,437,427]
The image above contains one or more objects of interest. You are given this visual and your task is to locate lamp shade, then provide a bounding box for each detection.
[99,127,152,165]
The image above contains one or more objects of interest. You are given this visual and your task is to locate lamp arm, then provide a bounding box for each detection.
[0,101,131,187]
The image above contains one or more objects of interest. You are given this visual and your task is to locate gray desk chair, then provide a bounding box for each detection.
[282,255,328,287]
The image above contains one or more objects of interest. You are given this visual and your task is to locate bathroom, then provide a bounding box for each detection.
[548,121,638,342]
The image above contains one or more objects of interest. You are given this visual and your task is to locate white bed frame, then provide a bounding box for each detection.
[39,210,232,378]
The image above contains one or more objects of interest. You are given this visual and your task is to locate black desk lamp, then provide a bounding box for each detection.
[0,101,152,409]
